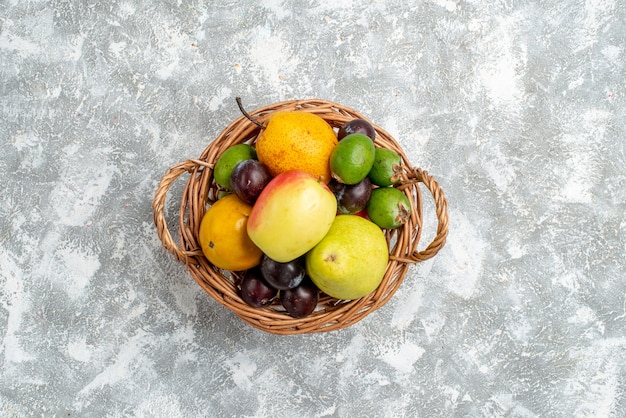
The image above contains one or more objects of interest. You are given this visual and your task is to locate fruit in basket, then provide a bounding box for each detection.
[198,194,263,271]
[329,177,372,214]
[337,118,377,141]
[213,143,257,190]
[260,255,306,290]
[240,268,278,307]
[255,111,338,183]
[366,187,411,229]
[247,170,337,263]
[368,148,403,187]
[230,159,272,205]
[330,133,376,185]
[280,278,319,318]
[306,215,389,300]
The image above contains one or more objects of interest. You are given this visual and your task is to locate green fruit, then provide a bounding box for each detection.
[213,143,257,190]
[306,215,389,300]
[368,148,402,187]
[366,187,411,229]
[329,133,375,185]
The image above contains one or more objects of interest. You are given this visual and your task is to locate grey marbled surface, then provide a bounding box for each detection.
[1,0,625,417]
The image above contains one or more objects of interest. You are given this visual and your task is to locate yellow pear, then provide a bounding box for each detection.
[255,111,338,183]
[306,215,389,300]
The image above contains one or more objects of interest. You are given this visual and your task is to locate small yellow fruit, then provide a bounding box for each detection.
[255,111,338,183]
[198,194,263,271]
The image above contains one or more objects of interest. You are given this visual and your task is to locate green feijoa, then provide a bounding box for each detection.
[213,143,257,189]
[368,147,402,187]
[329,133,375,185]
[366,187,411,229]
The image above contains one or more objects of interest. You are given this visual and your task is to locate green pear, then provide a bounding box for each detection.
[306,215,389,300]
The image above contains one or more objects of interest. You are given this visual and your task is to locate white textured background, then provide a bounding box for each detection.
[1,1,625,417]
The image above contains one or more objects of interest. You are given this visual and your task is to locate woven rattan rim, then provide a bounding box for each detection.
[152,99,449,334]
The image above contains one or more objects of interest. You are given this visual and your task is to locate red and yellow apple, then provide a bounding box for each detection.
[247,170,337,262]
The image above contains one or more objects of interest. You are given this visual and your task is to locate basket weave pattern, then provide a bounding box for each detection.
[153,99,449,334]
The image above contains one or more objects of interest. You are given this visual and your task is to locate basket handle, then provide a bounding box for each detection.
[152,159,208,264]
[411,168,449,262]
[153,161,448,264]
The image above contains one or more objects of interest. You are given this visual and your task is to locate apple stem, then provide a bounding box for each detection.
[236,97,264,128]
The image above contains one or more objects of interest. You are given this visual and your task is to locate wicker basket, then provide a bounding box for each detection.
[152,99,449,335]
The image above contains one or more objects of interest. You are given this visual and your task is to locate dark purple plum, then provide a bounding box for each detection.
[329,177,372,214]
[260,255,306,290]
[230,159,272,205]
[337,118,376,141]
[280,278,319,318]
[240,268,278,308]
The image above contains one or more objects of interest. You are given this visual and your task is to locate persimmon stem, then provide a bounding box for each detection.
[236,97,263,128]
